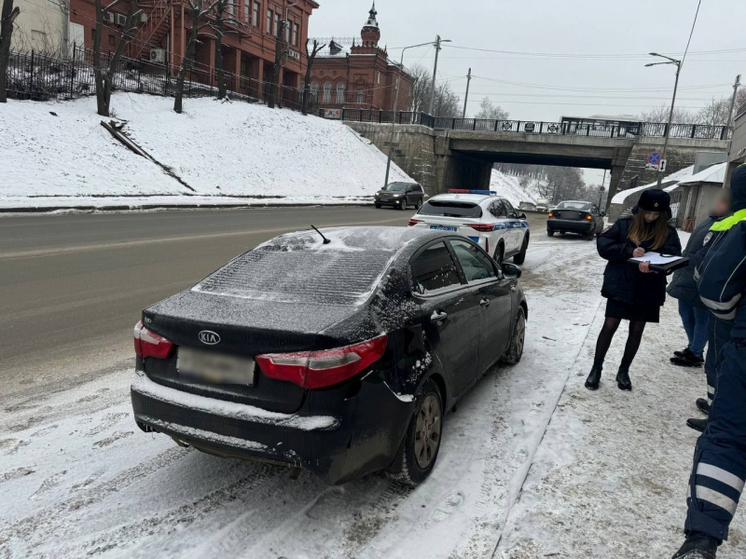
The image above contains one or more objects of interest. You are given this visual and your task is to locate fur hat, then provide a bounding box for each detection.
[634,188,671,217]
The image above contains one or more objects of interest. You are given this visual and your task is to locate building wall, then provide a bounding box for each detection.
[726,109,746,188]
[11,0,69,54]
[68,0,316,94]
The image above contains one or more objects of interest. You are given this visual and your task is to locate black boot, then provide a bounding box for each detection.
[674,347,689,359]
[585,365,602,390]
[696,398,710,415]
[687,418,708,433]
[616,364,632,391]
[672,531,718,558]
[671,348,705,368]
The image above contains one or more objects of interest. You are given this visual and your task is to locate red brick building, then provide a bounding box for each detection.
[69,0,318,102]
[310,3,414,114]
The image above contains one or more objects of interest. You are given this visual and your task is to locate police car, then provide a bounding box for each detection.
[408,189,530,264]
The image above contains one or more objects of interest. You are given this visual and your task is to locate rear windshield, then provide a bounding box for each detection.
[194,228,419,306]
[419,201,483,218]
[557,201,591,211]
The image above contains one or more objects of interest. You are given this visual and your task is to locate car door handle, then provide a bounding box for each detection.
[480,298,490,307]
[431,310,448,323]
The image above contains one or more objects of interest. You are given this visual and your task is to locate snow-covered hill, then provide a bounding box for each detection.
[489,170,539,207]
[0,94,411,209]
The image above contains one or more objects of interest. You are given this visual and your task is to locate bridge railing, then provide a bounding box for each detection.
[339,109,730,140]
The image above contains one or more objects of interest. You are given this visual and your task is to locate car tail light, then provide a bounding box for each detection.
[134,320,174,359]
[469,223,495,232]
[485,238,490,254]
[255,334,388,389]
[408,218,423,227]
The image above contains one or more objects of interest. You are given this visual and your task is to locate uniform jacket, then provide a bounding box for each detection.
[667,216,716,307]
[696,165,746,338]
[597,216,682,306]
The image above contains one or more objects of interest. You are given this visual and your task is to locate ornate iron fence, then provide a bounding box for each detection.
[4,46,316,113]
[339,109,730,140]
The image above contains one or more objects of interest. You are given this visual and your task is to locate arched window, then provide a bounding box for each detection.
[310,82,319,99]
[357,89,364,104]
[323,82,332,103]
[336,83,346,104]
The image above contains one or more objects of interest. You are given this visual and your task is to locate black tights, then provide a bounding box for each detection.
[592,317,647,369]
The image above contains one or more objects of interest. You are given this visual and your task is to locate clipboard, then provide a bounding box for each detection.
[628,251,690,275]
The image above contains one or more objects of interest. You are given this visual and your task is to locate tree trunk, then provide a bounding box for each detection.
[214,2,226,99]
[0,0,17,103]
[301,40,322,116]
[174,5,200,113]
[92,0,107,115]
[267,20,285,109]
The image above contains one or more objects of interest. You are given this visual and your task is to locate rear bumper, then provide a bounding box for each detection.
[130,372,412,484]
[547,218,594,233]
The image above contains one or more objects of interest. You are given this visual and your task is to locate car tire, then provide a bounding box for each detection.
[400,200,408,211]
[493,243,505,265]
[513,233,529,265]
[501,307,526,365]
[389,379,443,486]
[375,204,382,209]
[547,230,554,237]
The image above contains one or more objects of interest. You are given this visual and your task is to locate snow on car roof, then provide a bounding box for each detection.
[427,193,504,205]
[194,226,437,306]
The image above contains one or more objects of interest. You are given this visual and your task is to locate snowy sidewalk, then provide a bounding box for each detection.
[495,275,746,558]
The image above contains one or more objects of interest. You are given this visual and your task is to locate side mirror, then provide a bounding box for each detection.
[518,212,527,220]
[501,262,522,278]
[601,211,607,217]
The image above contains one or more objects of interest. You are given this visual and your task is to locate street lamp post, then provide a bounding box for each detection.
[383,40,440,188]
[646,52,682,187]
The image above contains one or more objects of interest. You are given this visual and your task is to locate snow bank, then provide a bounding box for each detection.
[0,93,411,209]
[489,170,538,207]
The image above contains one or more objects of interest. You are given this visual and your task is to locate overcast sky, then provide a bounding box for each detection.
[310,0,746,185]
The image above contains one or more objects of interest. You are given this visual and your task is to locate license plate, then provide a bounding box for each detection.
[177,346,255,386]
[430,225,457,232]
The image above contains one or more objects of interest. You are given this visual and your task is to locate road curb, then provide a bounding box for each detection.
[0,202,375,214]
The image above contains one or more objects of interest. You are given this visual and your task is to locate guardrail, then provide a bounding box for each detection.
[339,109,730,140]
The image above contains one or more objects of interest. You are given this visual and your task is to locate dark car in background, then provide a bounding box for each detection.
[375,182,425,210]
[131,226,527,486]
[547,200,605,238]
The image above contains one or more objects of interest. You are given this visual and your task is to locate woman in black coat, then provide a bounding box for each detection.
[585,189,682,391]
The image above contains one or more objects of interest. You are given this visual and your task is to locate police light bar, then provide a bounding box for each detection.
[447,189,497,195]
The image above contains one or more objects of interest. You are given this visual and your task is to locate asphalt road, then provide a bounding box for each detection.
[0,207,547,397]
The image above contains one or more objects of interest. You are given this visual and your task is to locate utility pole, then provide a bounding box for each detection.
[726,74,742,134]
[462,67,471,118]
[428,35,442,115]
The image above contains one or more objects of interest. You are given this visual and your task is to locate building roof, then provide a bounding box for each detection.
[677,162,727,186]
[317,39,350,58]
[364,2,379,28]
[611,165,697,204]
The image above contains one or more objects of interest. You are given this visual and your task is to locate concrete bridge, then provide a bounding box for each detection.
[345,118,729,205]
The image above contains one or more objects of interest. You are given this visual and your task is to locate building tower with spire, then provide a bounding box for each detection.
[360,3,381,47]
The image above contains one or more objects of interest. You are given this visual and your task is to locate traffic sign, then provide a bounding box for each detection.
[647,152,662,165]
[660,159,667,172]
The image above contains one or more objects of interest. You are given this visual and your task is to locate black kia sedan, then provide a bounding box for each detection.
[546,200,605,238]
[374,182,425,210]
[131,226,527,485]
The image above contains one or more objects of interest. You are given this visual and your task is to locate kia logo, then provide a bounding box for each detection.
[198,330,220,345]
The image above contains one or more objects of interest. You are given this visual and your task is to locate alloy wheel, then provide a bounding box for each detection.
[514,312,526,358]
[414,394,442,469]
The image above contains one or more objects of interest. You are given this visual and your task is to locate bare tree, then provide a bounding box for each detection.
[696,90,746,126]
[301,38,324,116]
[267,17,287,109]
[210,0,239,99]
[92,0,141,116]
[431,81,460,118]
[638,104,695,124]
[0,0,20,103]
[174,0,219,114]
[408,63,431,113]
[475,97,508,120]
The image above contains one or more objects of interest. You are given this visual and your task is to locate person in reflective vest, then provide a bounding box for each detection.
[673,164,746,559]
